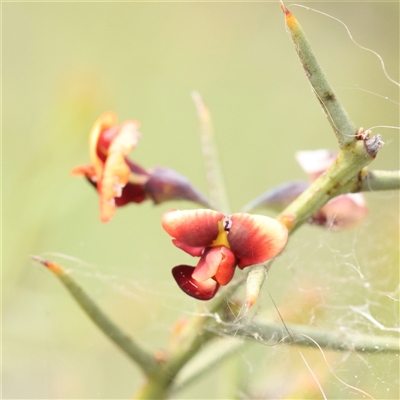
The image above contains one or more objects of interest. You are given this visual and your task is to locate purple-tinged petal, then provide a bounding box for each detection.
[162,209,223,248]
[172,265,220,300]
[242,181,309,212]
[126,159,150,178]
[145,167,213,208]
[228,213,288,269]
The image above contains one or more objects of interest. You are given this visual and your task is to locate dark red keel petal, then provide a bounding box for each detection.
[172,265,220,300]
[228,213,288,269]
[162,209,223,248]
[114,182,148,206]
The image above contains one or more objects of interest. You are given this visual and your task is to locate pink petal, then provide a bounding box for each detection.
[213,246,236,285]
[192,247,222,282]
[162,209,223,248]
[295,150,337,181]
[317,193,367,229]
[172,265,220,300]
[228,213,288,269]
[192,246,237,285]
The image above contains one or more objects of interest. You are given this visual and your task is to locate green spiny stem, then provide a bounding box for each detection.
[31,256,160,378]
[282,4,357,147]
[278,138,383,232]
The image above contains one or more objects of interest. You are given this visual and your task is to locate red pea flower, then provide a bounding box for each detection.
[71,112,212,222]
[71,111,145,222]
[162,209,288,300]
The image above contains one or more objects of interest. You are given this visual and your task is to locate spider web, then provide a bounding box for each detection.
[46,191,399,399]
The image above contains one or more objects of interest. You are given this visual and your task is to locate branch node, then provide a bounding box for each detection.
[364,134,384,158]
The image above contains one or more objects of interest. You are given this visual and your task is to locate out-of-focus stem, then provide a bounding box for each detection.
[358,169,400,192]
[170,338,244,395]
[231,319,400,353]
[192,91,231,215]
[135,277,245,399]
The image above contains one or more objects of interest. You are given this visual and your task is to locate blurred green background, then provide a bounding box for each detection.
[3,2,399,399]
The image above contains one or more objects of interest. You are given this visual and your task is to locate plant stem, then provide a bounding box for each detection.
[192,91,231,214]
[30,255,159,377]
[230,319,400,353]
[242,169,399,214]
[281,2,357,147]
[135,278,245,399]
[170,338,244,395]
[278,138,383,232]
[358,169,400,192]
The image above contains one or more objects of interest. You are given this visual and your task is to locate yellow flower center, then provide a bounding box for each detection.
[210,217,231,249]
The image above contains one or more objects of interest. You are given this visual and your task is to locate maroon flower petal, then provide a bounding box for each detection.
[228,213,288,269]
[114,183,148,206]
[172,265,220,300]
[162,209,223,248]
